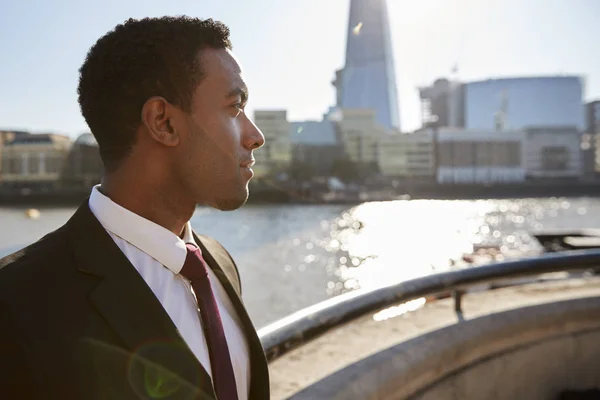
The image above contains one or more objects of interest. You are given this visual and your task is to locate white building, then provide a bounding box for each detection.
[435,128,526,184]
[434,126,584,183]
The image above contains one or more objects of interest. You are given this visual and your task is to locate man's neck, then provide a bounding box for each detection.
[99,175,195,237]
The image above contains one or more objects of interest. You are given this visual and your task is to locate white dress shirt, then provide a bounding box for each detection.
[88,186,250,400]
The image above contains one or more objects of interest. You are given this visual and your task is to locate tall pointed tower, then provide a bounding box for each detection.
[333,0,400,131]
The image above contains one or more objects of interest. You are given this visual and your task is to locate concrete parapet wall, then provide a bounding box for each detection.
[289,296,600,400]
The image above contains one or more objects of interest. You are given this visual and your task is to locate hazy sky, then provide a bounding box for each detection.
[1,0,599,136]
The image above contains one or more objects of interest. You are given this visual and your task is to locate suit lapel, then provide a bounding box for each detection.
[195,235,270,400]
[66,202,216,400]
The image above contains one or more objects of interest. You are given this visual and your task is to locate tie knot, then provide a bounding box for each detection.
[180,243,209,281]
[186,243,199,255]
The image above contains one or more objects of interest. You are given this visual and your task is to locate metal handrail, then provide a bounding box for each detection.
[258,249,600,362]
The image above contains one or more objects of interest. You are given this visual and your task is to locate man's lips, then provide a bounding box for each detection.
[240,159,255,168]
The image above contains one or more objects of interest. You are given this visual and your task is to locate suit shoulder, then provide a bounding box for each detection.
[196,234,237,269]
[196,234,242,294]
[196,234,228,254]
[0,226,70,290]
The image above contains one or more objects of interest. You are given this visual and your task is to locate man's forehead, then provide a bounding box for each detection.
[200,48,242,78]
[198,48,246,92]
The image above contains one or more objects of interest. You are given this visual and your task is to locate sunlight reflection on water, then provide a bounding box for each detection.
[314,198,594,300]
[322,200,498,292]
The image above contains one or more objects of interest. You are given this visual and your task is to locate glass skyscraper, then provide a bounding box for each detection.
[465,76,584,131]
[334,0,400,131]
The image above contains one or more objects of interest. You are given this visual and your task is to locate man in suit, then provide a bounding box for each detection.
[0,16,268,400]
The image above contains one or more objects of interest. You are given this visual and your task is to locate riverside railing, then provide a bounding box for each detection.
[258,249,600,362]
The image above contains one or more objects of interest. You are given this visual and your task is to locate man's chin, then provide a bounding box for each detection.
[213,190,249,211]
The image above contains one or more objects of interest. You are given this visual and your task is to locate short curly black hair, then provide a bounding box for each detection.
[77,16,232,171]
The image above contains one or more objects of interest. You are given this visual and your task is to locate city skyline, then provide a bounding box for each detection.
[1,0,599,137]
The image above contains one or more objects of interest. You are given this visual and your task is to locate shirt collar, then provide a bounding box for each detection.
[88,185,197,274]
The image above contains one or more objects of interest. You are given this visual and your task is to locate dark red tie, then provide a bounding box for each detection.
[180,243,239,400]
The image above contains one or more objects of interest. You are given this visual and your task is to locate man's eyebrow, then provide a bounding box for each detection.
[226,86,248,103]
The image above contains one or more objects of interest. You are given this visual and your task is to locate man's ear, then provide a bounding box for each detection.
[140,96,180,147]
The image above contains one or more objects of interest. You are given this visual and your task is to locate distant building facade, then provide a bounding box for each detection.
[378,131,435,180]
[0,131,30,180]
[434,126,584,183]
[0,130,30,145]
[583,100,600,178]
[524,126,583,180]
[253,110,292,179]
[337,109,386,170]
[586,100,600,135]
[290,120,343,178]
[418,79,464,128]
[0,133,72,191]
[435,128,526,184]
[60,133,103,189]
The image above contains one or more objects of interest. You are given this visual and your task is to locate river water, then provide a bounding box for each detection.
[1,197,598,328]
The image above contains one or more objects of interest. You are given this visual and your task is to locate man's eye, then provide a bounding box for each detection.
[232,103,245,115]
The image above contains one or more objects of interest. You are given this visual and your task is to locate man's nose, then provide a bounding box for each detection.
[243,117,265,150]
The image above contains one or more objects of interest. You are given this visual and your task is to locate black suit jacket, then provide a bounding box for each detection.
[0,202,269,400]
